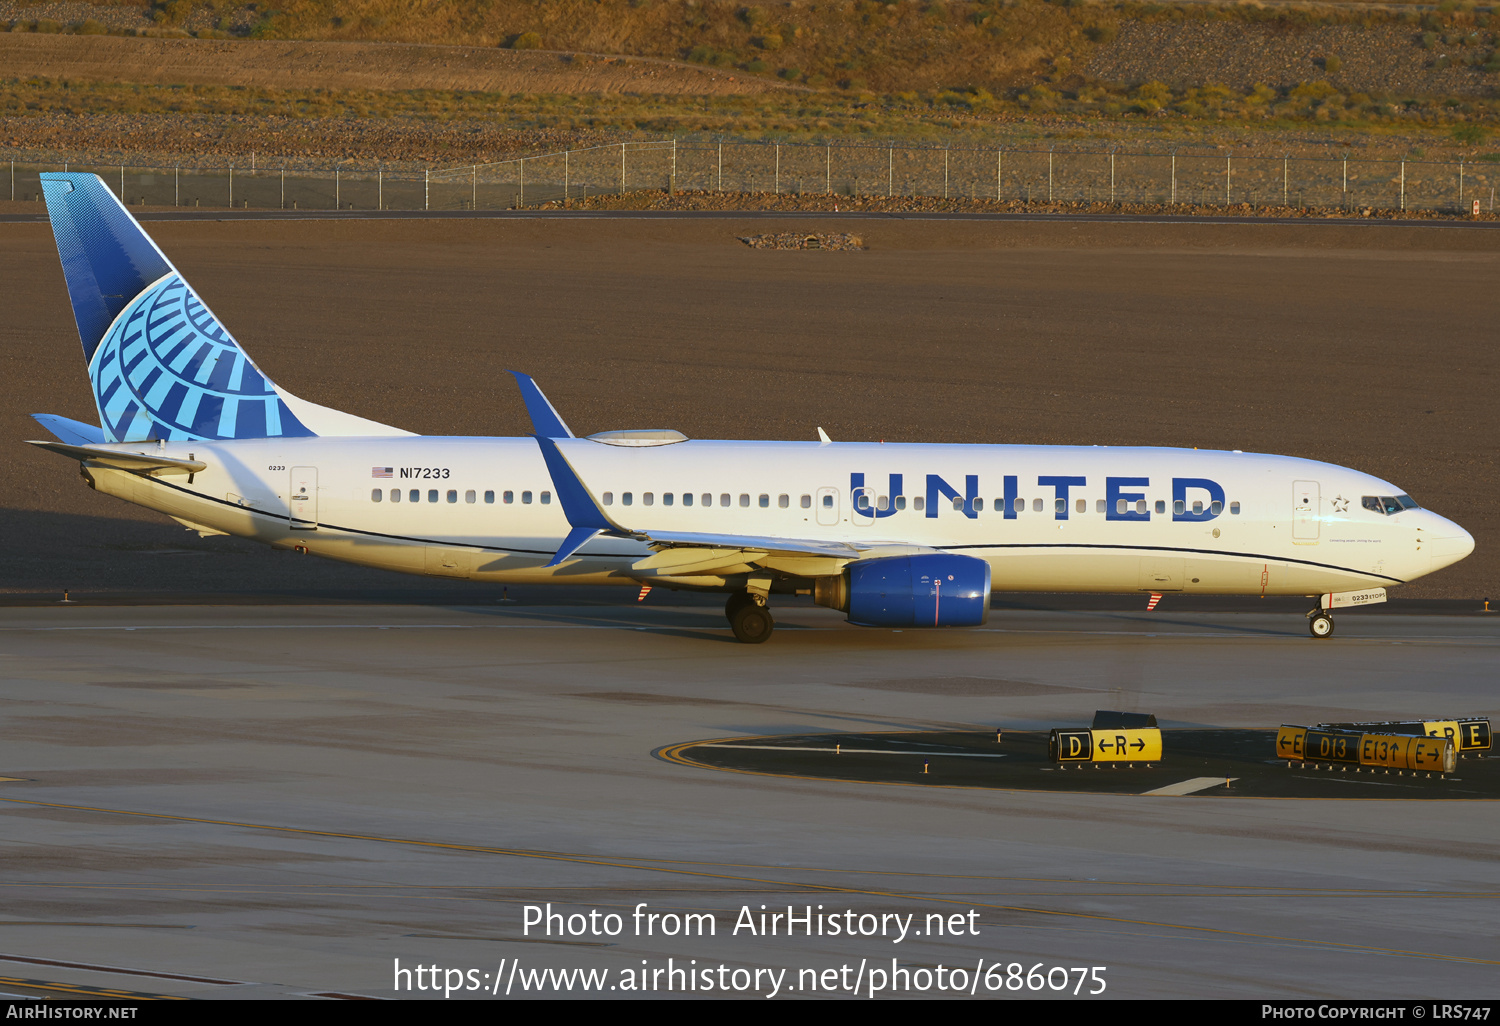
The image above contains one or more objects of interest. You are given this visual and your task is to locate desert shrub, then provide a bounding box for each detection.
[687,44,717,63]
[1453,123,1486,143]
[1323,54,1342,73]
[1421,31,1439,47]
[508,32,543,49]
[755,33,782,50]
[739,6,769,26]
[778,66,801,80]
[1435,54,1453,68]
[1085,23,1118,43]
[34,19,61,33]
[1132,79,1172,111]
[746,58,767,72]
[75,19,107,35]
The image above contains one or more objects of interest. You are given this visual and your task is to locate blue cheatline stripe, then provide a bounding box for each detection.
[939,542,1405,584]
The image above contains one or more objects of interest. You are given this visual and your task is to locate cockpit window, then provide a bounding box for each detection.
[1362,494,1420,516]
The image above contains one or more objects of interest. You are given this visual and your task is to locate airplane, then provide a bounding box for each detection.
[27,172,1475,643]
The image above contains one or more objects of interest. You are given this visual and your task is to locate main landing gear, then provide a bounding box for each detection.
[1308,607,1335,639]
[726,591,774,644]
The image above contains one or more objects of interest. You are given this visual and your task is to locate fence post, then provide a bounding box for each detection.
[887,146,893,198]
[119,164,124,200]
[826,143,830,195]
[621,143,626,196]
[229,164,233,208]
[519,160,524,208]
[717,142,723,193]
[1400,160,1405,212]
[425,168,429,211]
[1109,150,1115,205]
[1225,155,1231,206]
[1170,151,1176,205]
[335,168,340,210]
[1458,158,1464,210]
[175,166,179,207]
[472,165,477,210]
[670,137,677,195]
[944,148,949,199]
[1283,156,1289,207]
[996,147,1001,202]
[563,151,569,204]
[775,143,780,195]
[9,160,12,202]
[1048,148,1053,204]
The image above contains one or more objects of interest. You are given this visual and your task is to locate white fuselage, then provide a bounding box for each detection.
[77,436,1473,596]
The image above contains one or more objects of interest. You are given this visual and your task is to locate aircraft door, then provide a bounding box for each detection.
[289,467,318,530]
[815,486,840,526]
[1293,480,1319,542]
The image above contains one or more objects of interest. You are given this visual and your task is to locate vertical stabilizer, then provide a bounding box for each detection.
[39,173,413,442]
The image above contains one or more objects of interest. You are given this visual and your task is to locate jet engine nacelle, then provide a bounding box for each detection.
[814,553,992,627]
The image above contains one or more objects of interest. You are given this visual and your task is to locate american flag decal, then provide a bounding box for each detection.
[372,467,393,478]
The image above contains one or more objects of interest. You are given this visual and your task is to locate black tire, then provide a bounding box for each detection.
[1309,613,1334,639]
[725,591,755,623]
[730,604,774,644]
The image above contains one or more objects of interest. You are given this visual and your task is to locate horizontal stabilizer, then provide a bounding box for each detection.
[27,440,206,475]
[32,413,106,446]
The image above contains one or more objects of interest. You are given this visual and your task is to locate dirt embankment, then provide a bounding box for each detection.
[0,32,786,96]
[1087,22,1498,96]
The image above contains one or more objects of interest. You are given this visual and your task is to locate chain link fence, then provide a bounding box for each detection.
[7,141,1498,214]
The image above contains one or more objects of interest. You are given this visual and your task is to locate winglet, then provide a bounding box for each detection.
[545,526,604,568]
[509,371,574,439]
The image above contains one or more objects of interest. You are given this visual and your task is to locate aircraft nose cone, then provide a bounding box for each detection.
[1429,519,1475,571]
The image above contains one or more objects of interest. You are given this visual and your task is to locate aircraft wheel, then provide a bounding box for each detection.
[730,604,774,644]
[725,591,755,623]
[1309,613,1334,639]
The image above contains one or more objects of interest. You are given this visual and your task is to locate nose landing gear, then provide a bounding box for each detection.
[1308,608,1335,639]
[725,591,774,644]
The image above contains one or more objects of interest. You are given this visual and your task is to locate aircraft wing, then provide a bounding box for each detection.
[631,531,867,578]
[26,440,207,475]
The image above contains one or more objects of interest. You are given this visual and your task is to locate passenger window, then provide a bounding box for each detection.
[1096,499,1106,513]
[1230,501,1240,515]
[522,491,533,504]
[800,494,812,509]
[465,489,475,504]
[721,494,731,507]
[683,493,694,507]
[822,494,833,508]
[702,494,712,507]
[484,490,494,504]
[1076,498,1086,514]
[1210,500,1223,515]
[778,494,789,508]
[371,489,382,502]
[1117,498,1127,514]
[914,496,925,512]
[952,497,963,511]
[1193,500,1203,514]
[1032,498,1043,512]
[409,489,420,503]
[622,492,633,506]
[391,489,401,503]
[602,492,613,506]
[541,491,551,504]
[643,493,654,506]
[1155,500,1166,514]
[447,489,457,503]
[895,496,906,510]
[974,497,984,512]
[1013,497,1024,513]
[428,489,439,503]
[858,493,871,511]
[1174,500,1184,515]
[1054,498,1065,514]
[663,493,673,506]
[1136,499,1147,515]
[739,494,750,508]
[503,490,514,504]
[759,494,770,508]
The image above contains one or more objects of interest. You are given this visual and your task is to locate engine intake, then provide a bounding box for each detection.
[816,554,992,628]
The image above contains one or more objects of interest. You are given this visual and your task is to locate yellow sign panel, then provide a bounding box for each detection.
[1051,728,1162,763]
[1276,725,1455,773]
